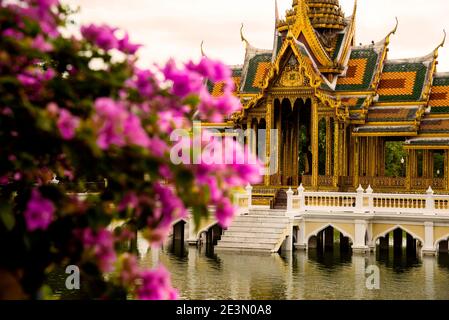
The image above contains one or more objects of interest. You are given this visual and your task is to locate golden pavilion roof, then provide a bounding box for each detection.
[205,0,449,138]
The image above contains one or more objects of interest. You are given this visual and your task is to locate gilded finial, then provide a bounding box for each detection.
[200,41,206,57]
[385,17,399,46]
[240,23,250,48]
[434,29,446,59]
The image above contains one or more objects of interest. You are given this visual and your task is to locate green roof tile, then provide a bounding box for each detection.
[335,48,379,92]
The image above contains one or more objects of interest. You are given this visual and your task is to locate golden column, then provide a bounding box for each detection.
[276,100,282,185]
[406,149,412,191]
[333,119,340,188]
[445,149,449,191]
[265,100,273,186]
[311,98,319,189]
[353,136,360,188]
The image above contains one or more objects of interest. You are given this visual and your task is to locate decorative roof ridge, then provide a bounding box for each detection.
[406,137,449,143]
[239,24,272,93]
[290,0,333,67]
[340,94,369,98]
[229,65,243,70]
[434,72,449,78]
[370,105,420,110]
[350,43,384,52]
[335,1,357,66]
[384,53,435,66]
[421,117,449,121]
[240,24,272,56]
[294,39,337,90]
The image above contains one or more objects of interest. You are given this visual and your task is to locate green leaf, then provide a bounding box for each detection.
[0,202,15,231]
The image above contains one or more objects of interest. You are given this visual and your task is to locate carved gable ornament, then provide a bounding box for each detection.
[276,55,310,88]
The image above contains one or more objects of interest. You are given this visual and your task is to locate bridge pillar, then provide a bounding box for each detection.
[439,240,449,253]
[295,222,307,250]
[340,233,350,252]
[325,227,334,251]
[308,236,317,249]
[393,229,403,252]
[352,220,369,253]
[423,222,436,256]
[379,234,389,251]
[317,232,324,251]
[187,217,198,246]
[406,233,417,255]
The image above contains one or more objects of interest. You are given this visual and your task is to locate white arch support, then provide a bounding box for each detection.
[306,223,355,245]
[373,224,425,246]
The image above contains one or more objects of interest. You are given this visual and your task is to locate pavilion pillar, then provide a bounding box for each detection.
[423,150,430,179]
[342,124,348,177]
[276,101,282,185]
[333,120,340,188]
[326,117,332,176]
[311,99,319,189]
[293,104,299,186]
[378,138,383,176]
[406,149,413,191]
[265,100,273,186]
[354,136,360,188]
[445,150,449,191]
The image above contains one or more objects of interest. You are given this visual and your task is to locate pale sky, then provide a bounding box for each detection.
[63,0,449,72]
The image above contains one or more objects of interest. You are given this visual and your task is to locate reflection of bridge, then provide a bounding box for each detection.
[172,185,449,257]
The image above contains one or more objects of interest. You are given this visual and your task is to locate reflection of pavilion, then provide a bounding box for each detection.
[207,0,449,193]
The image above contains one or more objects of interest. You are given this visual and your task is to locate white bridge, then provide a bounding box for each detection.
[172,185,449,256]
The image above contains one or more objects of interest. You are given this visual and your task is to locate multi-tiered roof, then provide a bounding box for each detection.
[207,0,449,144]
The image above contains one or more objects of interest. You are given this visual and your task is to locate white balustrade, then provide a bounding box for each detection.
[289,185,449,215]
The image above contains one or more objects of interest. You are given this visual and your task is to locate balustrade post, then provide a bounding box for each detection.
[286,187,294,216]
[356,185,365,213]
[425,186,435,216]
[297,184,305,210]
[366,185,374,214]
[246,184,253,209]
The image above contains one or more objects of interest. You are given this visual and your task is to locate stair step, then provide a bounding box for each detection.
[231,221,289,228]
[220,236,279,244]
[222,232,282,239]
[235,216,289,223]
[226,226,286,233]
[216,242,275,250]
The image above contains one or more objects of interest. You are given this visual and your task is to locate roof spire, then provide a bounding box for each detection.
[275,0,279,23]
[240,23,251,49]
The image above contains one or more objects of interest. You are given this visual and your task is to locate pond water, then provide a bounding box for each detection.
[141,241,449,300]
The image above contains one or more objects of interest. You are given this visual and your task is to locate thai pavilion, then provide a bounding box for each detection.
[206,0,449,195]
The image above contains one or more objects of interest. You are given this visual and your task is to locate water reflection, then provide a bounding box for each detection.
[142,241,449,300]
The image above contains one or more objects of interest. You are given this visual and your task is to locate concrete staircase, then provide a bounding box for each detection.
[215,208,291,253]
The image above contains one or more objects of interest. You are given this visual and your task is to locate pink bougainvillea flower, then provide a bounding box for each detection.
[119,253,140,287]
[24,189,55,231]
[81,24,119,51]
[162,59,203,98]
[118,33,141,55]
[187,57,232,83]
[123,113,150,147]
[32,34,53,52]
[57,109,80,140]
[79,228,117,273]
[215,197,235,229]
[118,192,139,212]
[137,266,179,300]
